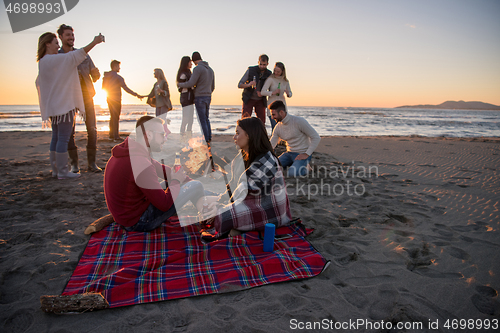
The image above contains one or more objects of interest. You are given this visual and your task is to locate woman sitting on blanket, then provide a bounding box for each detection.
[201,117,292,242]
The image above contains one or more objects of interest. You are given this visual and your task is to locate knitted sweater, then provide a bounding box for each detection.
[36,48,87,124]
[270,113,320,156]
[260,75,292,108]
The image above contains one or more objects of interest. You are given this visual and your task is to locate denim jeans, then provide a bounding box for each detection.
[124,180,205,232]
[107,99,122,140]
[50,111,75,153]
[194,96,212,142]
[68,89,98,150]
[278,152,312,177]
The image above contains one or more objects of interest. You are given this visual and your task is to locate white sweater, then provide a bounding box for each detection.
[261,75,292,110]
[36,49,87,124]
[270,113,320,156]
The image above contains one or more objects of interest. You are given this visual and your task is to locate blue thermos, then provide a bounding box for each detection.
[263,223,275,252]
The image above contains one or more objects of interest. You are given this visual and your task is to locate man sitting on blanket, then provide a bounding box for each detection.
[104,116,215,232]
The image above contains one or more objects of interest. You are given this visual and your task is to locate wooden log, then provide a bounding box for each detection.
[84,214,114,235]
[40,292,109,314]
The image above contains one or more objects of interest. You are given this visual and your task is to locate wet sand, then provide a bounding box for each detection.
[1,131,499,332]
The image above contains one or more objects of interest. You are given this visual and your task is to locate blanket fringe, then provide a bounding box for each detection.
[40,292,109,314]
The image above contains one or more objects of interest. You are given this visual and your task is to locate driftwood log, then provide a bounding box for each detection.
[40,292,109,314]
[84,214,114,235]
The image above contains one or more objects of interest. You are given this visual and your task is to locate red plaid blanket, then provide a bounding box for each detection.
[62,218,327,308]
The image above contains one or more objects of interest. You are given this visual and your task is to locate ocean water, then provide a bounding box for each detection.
[0,105,499,138]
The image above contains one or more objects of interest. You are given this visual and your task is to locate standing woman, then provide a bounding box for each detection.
[176,56,195,141]
[36,32,104,179]
[200,117,292,242]
[144,68,173,117]
[260,62,292,131]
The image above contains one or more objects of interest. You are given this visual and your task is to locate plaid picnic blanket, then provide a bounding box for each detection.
[62,218,328,308]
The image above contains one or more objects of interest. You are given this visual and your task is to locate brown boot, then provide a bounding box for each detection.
[87,148,102,173]
[68,148,80,173]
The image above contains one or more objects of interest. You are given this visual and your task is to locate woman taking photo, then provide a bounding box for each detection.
[176,56,195,141]
[260,62,292,131]
[200,117,292,242]
[144,68,173,117]
[36,32,104,179]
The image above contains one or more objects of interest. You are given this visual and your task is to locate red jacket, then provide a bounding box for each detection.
[104,138,180,227]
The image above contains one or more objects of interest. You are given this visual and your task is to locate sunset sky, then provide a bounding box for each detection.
[0,0,499,108]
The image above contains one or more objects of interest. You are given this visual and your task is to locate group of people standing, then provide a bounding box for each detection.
[238,54,292,132]
[100,51,216,145]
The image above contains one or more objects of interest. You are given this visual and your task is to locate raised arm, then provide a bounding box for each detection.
[83,34,104,54]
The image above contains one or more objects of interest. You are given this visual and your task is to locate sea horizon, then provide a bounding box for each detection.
[1,104,499,138]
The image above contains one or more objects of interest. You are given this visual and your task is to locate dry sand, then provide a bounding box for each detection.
[1,131,499,332]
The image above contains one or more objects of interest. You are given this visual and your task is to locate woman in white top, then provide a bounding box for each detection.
[36,32,104,179]
[260,62,292,131]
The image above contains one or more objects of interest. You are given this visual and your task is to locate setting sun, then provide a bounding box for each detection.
[93,88,108,109]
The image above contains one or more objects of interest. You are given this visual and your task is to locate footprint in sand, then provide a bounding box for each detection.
[2,309,34,333]
[369,285,400,320]
[247,303,285,322]
[278,293,309,310]
[213,305,238,321]
[339,286,369,309]
[446,247,471,261]
[404,243,434,271]
[471,285,500,315]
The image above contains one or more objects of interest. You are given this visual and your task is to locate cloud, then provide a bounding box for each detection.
[405,24,416,29]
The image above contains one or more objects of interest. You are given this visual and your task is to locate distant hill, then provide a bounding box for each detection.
[396,101,500,110]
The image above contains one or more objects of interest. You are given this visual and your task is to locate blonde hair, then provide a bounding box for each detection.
[155,68,167,82]
[273,62,288,82]
[37,32,57,61]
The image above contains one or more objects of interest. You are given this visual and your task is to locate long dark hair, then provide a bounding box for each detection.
[176,56,192,82]
[237,117,277,168]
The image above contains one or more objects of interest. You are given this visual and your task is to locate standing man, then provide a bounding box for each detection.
[57,24,102,173]
[269,101,321,177]
[177,51,215,143]
[102,60,143,142]
[238,54,272,124]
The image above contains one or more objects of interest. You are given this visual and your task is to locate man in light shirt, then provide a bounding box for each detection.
[269,101,320,177]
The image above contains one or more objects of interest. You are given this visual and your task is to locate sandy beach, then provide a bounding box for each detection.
[1,131,499,332]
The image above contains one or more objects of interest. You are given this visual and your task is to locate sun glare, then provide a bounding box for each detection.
[93,88,108,108]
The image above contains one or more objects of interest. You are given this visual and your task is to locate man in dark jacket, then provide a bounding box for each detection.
[238,54,272,124]
[177,52,215,143]
[102,60,142,141]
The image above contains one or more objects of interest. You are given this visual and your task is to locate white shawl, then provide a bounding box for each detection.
[36,49,87,127]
